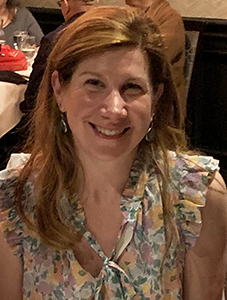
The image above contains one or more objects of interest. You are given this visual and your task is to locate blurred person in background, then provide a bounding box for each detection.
[126,0,186,118]
[97,0,126,5]
[0,0,43,47]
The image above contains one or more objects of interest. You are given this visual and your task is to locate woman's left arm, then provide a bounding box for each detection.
[184,171,227,300]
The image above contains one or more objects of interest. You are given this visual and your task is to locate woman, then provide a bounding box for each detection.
[0,0,43,47]
[0,6,226,300]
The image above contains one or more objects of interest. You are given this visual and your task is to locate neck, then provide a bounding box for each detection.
[65,4,93,21]
[79,149,137,200]
[65,10,82,21]
[141,0,162,11]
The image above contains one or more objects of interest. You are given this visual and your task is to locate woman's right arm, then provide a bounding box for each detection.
[0,229,23,300]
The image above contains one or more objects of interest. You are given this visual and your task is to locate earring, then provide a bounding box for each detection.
[145,113,155,142]
[145,122,154,142]
[60,113,68,133]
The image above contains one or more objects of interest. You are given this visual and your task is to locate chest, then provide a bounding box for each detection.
[21,198,184,299]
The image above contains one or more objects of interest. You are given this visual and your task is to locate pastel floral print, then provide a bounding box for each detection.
[0,152,219,299]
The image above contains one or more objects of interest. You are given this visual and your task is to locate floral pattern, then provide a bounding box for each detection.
[0,152,219,299]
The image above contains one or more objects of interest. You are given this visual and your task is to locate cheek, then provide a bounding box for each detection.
[130,96,152,122]
[63,89,94,112]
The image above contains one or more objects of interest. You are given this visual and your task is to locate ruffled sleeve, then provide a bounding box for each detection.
[0,153,30,257]
[168,152,220,250]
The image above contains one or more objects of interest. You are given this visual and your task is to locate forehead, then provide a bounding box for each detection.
[74,47,149,78]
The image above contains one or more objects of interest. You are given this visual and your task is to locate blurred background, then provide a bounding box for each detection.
[20,0,227,19]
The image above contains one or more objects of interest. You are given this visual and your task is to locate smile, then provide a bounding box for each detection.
[96,126,125,136]
[89,123,129,138]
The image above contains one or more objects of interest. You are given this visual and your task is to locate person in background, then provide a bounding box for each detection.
[0,0,43,47]
[97,0,126,5]
[21,0,95,115]
[125,0,186,118]
[0,6,227,300]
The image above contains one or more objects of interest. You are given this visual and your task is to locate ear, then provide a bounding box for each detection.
[51,70,66,112]
[64,0,70,15]
[152,83,164,110]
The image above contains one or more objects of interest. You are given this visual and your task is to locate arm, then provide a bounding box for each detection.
[184,171,227,299]
[0,229,23,300]
[23,8,44,46]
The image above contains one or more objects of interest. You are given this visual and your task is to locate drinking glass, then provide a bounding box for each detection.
[13,31,28,50]
[20,36,37,66]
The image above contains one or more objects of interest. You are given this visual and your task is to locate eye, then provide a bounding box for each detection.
[121,82,145,97]
[84,78,105,92]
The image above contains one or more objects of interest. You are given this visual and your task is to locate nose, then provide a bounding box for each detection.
[100,90,127,118]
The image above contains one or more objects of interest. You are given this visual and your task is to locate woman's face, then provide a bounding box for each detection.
[52,47,162,162]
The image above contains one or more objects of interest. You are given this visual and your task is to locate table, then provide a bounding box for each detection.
[0,81,27,138]
[0,66,33,138]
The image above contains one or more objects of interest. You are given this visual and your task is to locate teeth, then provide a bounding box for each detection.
[96,126,124,136]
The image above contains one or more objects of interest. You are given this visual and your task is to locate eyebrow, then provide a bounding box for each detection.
[79,71,102,77]
[79,72,149,82]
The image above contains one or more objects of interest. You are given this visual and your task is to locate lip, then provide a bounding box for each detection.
[89,122,129,139]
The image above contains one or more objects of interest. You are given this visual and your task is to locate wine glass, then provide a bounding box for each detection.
[20,36,37,67]
[13,31,28,50]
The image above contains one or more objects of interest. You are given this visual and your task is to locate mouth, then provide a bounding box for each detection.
[89,123,129,138]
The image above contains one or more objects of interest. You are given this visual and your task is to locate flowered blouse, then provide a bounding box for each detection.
[0,152,219,300]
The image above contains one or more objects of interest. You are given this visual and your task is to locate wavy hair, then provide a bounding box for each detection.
[6,0,20,7]
[16,6,187,252]
[6,0,20,21]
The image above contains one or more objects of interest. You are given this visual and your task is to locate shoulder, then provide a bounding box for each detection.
[15,6,32,18]
[0,153,30,208]
[17,6,33,15]
[156,151,221,249]
[202,171,227,236]
[147,0,182,24]
[0,153,30,175]
[167,151,219,190]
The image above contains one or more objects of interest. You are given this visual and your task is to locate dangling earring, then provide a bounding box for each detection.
[145,123,154,142]
[145,114,155,142]
[60,113,68,133]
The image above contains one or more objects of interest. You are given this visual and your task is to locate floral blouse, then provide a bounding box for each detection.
[0,152,219,300]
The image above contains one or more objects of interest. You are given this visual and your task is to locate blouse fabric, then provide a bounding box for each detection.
[0,152,219,300]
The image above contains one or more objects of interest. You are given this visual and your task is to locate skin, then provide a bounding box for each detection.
[60,0,96,21]
[0,229,23,299]
[52,47,162,164]
[184,171,227,299]
[125,0,156,10]
[0,0,12,27]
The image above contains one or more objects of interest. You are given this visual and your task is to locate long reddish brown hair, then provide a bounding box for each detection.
[16,6,186,250]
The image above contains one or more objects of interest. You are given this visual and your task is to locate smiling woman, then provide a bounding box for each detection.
[51,47,156,162]
[0,5,227,300]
